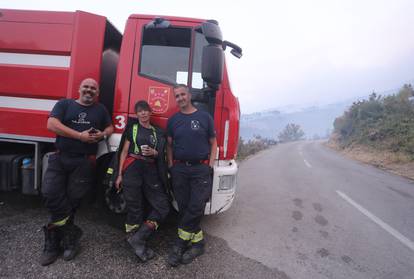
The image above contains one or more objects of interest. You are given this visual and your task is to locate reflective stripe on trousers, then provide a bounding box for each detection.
[178,228,204,243]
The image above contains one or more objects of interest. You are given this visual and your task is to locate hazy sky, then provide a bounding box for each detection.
[3,0,414,113]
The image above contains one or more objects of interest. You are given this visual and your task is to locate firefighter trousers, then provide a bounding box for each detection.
[170,163,212,236]
[42,152,95,223]
[122,159,170,226]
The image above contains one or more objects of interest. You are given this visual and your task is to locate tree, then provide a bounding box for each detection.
[278,123,305,143]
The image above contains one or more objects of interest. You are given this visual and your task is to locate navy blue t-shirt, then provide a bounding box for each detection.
[50,99,112,154]
[167,110,215,161]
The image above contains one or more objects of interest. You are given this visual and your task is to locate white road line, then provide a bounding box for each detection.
[304,159,312,168]
[336,190,414,252]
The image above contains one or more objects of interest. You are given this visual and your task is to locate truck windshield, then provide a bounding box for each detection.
[139,27,191,85]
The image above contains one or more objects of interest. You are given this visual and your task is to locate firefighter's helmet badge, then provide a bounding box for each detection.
[148,87,170,114]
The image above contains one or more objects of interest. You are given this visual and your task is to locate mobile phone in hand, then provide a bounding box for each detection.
[89,128,98,134]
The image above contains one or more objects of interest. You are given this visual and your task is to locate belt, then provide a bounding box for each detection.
[173,159,209,166]
[56,150,96,161]
[128,153,155,163]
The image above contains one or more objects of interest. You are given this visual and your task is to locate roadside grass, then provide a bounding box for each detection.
[237,136,277,161]
[326,139,414,180]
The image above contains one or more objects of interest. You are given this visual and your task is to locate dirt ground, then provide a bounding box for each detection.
[325,141,414,181]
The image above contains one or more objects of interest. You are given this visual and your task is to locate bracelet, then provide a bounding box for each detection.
[78,132,82,140]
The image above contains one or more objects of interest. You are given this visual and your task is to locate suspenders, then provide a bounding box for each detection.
[132,124,157,154]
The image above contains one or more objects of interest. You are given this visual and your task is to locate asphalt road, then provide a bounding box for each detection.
[204,141,414,279]
[2,141,414,278]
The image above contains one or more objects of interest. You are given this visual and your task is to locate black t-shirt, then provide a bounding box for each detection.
[167,110,215,161]
[126,124,157,156]
[50,99,112,154]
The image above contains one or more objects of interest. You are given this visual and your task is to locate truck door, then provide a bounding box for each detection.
[129,18,209,128]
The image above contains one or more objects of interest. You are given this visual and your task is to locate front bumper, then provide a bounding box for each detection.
[205,159,238,214]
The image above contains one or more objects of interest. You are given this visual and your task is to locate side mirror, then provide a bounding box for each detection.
[223,40,243,59]
[197,21,224,87]
[202,45,224,86]
[196,21,223,45]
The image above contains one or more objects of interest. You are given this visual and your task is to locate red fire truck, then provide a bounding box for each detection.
[0,9,241,214]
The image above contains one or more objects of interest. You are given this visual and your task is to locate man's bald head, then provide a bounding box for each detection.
[78,78,99,106]
[80,78,99,89]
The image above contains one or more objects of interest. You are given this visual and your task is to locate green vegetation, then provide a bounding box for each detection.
[278,123,305,143]
[333,84,414,157]
[237,135,277,160]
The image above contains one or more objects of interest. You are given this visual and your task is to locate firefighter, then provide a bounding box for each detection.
[166,84,217,266]
[115,100,170,262]
[40,78,113,266]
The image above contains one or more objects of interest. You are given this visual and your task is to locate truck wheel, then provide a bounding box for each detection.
[92,153,113,208]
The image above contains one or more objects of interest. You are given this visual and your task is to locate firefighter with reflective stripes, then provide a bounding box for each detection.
[166,84,217,266]
[40,78,113,266]
[115,100,170,262]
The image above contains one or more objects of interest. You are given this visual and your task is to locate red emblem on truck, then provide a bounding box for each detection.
[148,87,170,114]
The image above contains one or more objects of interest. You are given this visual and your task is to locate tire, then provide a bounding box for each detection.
[92,153,114,208]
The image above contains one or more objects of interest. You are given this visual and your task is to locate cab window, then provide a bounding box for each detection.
[139,27,191,85]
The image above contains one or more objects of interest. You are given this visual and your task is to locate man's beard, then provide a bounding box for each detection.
[82,94,94,105]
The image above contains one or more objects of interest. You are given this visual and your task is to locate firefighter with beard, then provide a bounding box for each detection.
[40,78,113,266]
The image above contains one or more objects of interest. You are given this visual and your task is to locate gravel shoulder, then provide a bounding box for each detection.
[0,192,283,279]
[325,141,414,181]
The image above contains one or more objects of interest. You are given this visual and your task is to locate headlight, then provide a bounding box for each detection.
[219,175,236,191]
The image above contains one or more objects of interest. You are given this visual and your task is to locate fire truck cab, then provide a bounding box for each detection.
[0,9,242,214]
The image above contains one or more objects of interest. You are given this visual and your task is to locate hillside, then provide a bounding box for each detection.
[332,84,414,155]
[328,84,414,179]
[240,101,351,140]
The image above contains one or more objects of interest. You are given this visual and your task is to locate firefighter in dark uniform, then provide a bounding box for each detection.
[115,100,170,262]
[40,78,113,266]
[166,84,217,266]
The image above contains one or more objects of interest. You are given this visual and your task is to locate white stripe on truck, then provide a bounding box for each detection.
[0,52,70,67]
[0,96,58,111]
[223,120,229,157]
[0,133,55,143]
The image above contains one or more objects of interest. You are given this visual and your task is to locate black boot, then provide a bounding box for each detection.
[127,223,155,262]
[62,223,83,261]
[39,225,62,266]
[167,238,188,267]
[181,242,205,264]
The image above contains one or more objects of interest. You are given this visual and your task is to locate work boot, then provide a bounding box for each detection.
[39,225,62,266]
[167,239,188,267]
[181,242,205,264]
[127,223,155,262]
[62,223,83,261]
